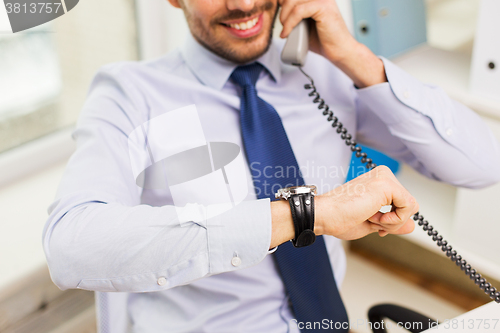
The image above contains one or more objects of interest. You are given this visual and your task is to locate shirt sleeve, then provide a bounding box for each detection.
[42,64,272,293]
[354,57,500,189]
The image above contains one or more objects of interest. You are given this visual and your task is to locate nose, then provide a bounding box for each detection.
[226,0,256,12]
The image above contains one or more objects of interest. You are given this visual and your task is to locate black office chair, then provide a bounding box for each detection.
[368,304,436,333]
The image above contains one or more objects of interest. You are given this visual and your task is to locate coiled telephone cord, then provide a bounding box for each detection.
[299,67,500,303]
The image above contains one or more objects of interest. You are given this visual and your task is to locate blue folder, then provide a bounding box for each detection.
[345,145,400,182]
[351,0,427,59]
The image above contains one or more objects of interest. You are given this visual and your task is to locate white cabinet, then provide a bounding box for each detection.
[470,0,500,103]
[452,117,500,278]
[392,30,500,279]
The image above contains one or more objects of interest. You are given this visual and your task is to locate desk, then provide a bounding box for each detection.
[422,301,500,332]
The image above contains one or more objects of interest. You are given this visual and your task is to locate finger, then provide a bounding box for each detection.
[368,211,384,223]
[367,175,418,229]
[368,210,402,227]
[379,165,402,184]
[372,167,416,210]
[368,208,414,234]
[384,184,419,224]
[279,0,304,22]
[388,183,418,224]
[378,230,389,237]
[365,166,406,196]
[377,219,415,237]
[389,218,415,235]
[367,221,388,236]
[280,1,321,38]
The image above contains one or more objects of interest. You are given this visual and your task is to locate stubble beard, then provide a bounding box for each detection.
[183,2,278,64]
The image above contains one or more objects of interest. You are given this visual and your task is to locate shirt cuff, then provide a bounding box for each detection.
[207,198,272,274]
[268,246,278,254]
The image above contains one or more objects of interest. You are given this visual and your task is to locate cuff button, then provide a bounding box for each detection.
[157,277,167,286]
[231,256,242,267]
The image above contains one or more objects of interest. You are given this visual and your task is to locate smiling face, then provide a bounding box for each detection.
[169,0,279,64]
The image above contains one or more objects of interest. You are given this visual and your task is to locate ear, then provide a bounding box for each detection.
[167,0,181,9]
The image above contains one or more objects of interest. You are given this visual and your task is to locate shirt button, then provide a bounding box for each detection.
[157,277,167,286]
[402,90,411,99]
[446,128,453,136]
[231,256,242,267]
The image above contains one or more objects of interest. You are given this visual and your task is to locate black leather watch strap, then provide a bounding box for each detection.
[288,193,316,247]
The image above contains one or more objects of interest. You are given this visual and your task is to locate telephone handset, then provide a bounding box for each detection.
[281,20,309,66]
[282,19,500,303]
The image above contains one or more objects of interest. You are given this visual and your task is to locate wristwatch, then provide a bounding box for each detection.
[275,185,317,248]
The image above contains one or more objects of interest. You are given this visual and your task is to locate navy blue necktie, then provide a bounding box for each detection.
[231,63,348,332]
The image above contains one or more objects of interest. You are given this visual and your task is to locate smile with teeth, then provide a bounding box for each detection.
[227,17,259,30]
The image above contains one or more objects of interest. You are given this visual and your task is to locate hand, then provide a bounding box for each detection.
[278,0,387,88]
[314,165,418,240]
[269,166,418,249]
[279,0,355,63]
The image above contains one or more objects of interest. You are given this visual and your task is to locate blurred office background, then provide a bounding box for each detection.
[0,0,499,332]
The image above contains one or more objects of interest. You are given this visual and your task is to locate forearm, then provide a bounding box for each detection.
[372,107,500,188]
[355,60,500,188]
[44,199,272,292]
[44,202,206,291]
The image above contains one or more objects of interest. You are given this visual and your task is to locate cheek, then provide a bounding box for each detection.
[187,0,224,24]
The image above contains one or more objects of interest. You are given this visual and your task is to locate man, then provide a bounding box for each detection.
[43,0,500,332]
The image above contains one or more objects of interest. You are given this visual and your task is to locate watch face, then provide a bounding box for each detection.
[287,185,317,195]
[275,185,317,200]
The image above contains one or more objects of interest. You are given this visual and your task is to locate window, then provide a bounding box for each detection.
[0,25,61,152]
[426,0,481,51]
[0,0,139,154]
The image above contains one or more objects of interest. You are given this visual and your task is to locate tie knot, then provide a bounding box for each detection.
[230,63,264,88]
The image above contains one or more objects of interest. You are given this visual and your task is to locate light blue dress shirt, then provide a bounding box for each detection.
[43,32,500,333]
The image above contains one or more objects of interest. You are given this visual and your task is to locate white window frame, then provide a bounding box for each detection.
[0,127,75,188]
[135,0,189,60]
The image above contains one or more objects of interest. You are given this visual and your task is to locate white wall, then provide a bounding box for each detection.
[135,0,189,60]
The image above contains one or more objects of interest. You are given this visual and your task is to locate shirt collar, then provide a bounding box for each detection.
[180,32,282,90]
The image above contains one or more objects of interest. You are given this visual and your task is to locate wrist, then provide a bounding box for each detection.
[313,195,327,236]
[322,37,360,65]
[325,41,387,88]
[274,186,318,248]
[314,194,341,237]
[270,200,295,249]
